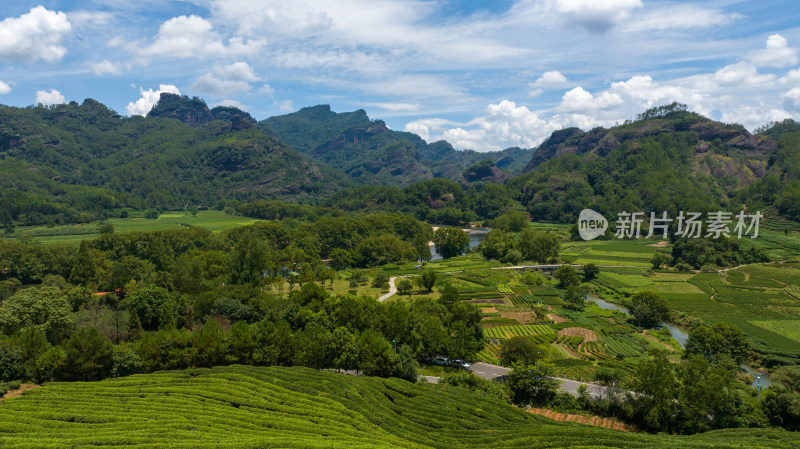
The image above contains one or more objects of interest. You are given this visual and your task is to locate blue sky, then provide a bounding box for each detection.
[1,0,800,151]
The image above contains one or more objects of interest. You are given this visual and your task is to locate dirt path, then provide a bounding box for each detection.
[526,408,633,432]
[0,384,39,401]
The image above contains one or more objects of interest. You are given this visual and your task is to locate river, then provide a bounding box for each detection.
[588,294,770,389]
[429,229,488,261]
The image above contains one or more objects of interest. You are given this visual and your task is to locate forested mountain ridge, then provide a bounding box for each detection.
[510,103,800,222]
[0,96,354,226]
[261,105,534,187]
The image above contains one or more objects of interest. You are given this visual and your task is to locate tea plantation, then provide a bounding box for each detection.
[0,365,794,448]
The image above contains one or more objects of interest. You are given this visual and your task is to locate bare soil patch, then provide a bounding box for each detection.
[1,384,39,401]
[481,307,499,314]
[547,314,570,323]
[558,327,598,342]
[526,408,634,432]
[500,310,536,324]
[647,240,669,248]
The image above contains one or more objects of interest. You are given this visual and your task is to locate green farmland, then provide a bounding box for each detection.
[9,211,262,244]
[0,365,794,448]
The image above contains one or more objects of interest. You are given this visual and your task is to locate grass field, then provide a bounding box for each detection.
[10,211,262,244]
[0,365,794,448]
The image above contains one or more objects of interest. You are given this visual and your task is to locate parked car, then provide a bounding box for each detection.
[450,359,470,370]
[432,356,450,366]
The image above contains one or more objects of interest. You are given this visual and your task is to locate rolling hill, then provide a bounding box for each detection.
[0,365,793,448]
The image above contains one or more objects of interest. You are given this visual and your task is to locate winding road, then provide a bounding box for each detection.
[422,362,609,398]
[378,276,401,302]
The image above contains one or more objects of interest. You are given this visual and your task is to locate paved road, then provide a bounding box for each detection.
[378,276,400,302]
[460,362,607,398]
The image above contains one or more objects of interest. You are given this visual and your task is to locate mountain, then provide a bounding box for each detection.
[509,103,797,222]
[0,96,353,225]
[260,105,534,187]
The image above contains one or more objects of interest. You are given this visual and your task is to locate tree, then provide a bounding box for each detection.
[330,327,359,372]
[491,210,527,232]
[762,388,800,431]
[553,265,580,288]
[69,240,100,286]
[438,283,459,305]
[478,229,515,260]
[371,272,389,288]
[229,235,271,286]
[397,279,413,295]
[358,329,394,376]
[389,345,418,382]
[582,263,599,281]
[564,285,588,310]
[98,223,114,234]
[508,361,559,404]
[194,318,226,367]
[629,290,670,328]
[0,287,75,344]
[518,229,560,263]
[418,269,436,292]
[629,350,678,432]
[651,253,668,270]
[62,328,114,381]
[127,285,176,331]
[684,322,751,365]
[433,227,470,259]
[500,336,538,366]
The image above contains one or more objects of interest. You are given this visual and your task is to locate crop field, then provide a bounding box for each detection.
[4,365,793,448]
[483,325,555,339]
[654,282,706,294]
[749,320,800,344]
[10,211,262,244]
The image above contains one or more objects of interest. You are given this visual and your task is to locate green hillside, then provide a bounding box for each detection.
[510,103,799,223]
[0,97,353,226]
[0,365,793,448]
[261,105,533,187]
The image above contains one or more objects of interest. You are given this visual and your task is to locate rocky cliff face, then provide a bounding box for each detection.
[147,93,214,127]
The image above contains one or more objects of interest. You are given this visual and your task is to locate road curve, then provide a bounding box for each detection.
[378,276,400,302]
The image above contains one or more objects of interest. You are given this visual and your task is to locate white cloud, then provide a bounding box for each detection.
[259,84,276,96]
[783,88,800,112]
[89,60,123,75]
[137,15,266,59]
[622,5,741,32]
[781,68,800,85]
[551,0,643,33]
[711,62,776,87]
[35,89,66,106]
[559,86,624,112]
[0,6,71,62]
[214,99,249,111]
[746,34,798,68]
[276,99,294,112]
[191,62,260,96]
[126,84,181,116]
[361,102,420,112]
[0,81,11,95]
[405,100,560,151]
[532,70,568,87]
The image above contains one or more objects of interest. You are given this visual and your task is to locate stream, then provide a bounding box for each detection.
[588,294,771,389]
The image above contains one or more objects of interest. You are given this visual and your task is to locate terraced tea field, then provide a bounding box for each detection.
[0,366,795,448]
